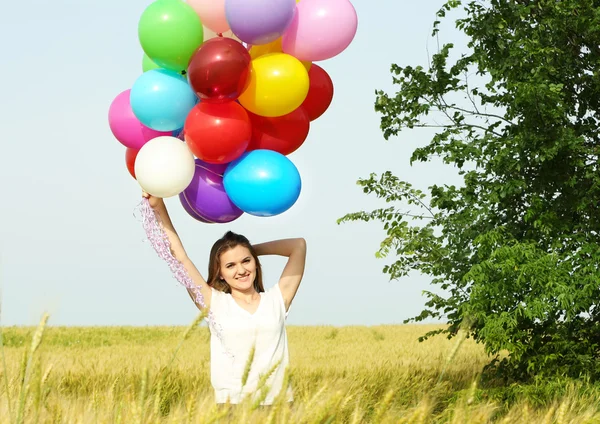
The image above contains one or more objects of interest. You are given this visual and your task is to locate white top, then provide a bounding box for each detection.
[208,283,293,405]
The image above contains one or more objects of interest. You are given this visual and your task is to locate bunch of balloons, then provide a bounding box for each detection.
[108,0,357,223]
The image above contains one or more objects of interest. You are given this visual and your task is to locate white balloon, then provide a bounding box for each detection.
[135,136,196,198]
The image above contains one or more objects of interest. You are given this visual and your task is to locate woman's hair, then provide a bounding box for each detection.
[207,231,264,294]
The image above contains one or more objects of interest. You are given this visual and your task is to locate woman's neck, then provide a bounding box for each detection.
[231,288,259,303]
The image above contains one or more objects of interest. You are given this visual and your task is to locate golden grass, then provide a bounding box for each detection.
[1,316,600,423]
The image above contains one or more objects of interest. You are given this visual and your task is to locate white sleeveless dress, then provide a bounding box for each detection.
[208,284,293,405]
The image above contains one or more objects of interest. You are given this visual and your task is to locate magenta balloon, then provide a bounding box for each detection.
[181,160,243,223]
[108,89,171,149]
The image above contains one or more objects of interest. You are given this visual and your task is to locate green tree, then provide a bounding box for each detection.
[339,0,600,382]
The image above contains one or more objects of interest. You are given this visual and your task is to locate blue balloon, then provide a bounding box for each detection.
[223,150,301,217]
[130,69,196,132]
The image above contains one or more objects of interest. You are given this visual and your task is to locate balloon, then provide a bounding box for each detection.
[108,89,172,149]
[202,26,240,42]
[184,102,251,164]
[173,128,185,140]
[138,0,204,72]
[248,38,282,60]
[238,53,309,117]
[187,38,251,103]
[125,148,139,179]
[246,108,310,155]
[179,160,243,223]
[224,150,301,216]
[135,136,196,198]
[130,69,197,132]
[282,0,358,62]
[196,160,229,176]
[142,53,187,75]
[225,0,296,45]
[300,64,334,121]
[180,195,215,223]
[248,38,311,71]
[188,0,229,34]
[142,54,160,72]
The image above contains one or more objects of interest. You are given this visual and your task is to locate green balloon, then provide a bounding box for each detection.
[142,54,160,72]
[142,53,188,76]
[138,0,204,73]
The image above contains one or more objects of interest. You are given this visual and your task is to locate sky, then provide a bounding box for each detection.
[0,0,469,327]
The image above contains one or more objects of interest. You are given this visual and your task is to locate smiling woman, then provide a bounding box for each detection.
[142,192,307,406]
[206,234,265,299]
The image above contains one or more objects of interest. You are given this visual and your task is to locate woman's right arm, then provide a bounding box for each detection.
[144,193,212,310]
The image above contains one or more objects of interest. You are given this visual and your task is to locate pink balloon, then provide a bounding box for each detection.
[282,0,358,62]
[188,0,230,34]
[108,90,171,150]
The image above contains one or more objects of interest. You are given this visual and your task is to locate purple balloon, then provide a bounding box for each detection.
[195,159,229,176]
[225,0,296,45]
[179,193,214,223]
[180,160,243,223]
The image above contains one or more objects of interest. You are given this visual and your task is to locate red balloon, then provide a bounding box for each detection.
[246,108,310,156]
[184,102,251,164]
[187,38,251,103]
[125,148,139,179]
[301,64,334,121]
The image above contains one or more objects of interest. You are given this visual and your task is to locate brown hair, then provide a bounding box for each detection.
[207,231,264,294]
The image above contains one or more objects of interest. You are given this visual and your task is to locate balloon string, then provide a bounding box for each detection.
[137,198,233,358]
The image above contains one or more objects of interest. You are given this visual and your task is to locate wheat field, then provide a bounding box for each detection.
[1,314,600,423]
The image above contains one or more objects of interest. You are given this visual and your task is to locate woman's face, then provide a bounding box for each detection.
[219,245,257,292]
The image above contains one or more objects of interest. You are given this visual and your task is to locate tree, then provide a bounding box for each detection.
[339,0,600,382]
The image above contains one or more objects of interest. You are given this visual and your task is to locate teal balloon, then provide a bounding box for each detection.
[130,69,197,132]
[223,150,301,217]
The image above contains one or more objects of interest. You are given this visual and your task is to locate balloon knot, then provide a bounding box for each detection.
[217,33,223,37]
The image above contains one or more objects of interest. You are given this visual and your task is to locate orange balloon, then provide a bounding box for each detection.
[202,26,241,42]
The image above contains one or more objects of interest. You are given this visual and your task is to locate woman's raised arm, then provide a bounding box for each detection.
[144,193,212,310]
[253,238,307,311]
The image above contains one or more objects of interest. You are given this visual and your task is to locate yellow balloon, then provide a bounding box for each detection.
[249,38,311,71]
[239,53,309,117]
[249,38,281,59]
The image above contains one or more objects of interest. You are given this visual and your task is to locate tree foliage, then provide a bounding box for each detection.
[339,0,600,381]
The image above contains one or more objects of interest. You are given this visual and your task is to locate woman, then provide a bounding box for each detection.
[143,192,307,406]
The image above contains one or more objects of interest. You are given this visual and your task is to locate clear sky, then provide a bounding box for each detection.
[1,0,468,326]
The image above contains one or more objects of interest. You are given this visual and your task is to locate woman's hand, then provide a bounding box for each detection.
[142,191,163,209]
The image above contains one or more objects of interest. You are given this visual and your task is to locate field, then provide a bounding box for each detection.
[1,315,600,423]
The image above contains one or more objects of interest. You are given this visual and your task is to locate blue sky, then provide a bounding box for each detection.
[1,0,468,326]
